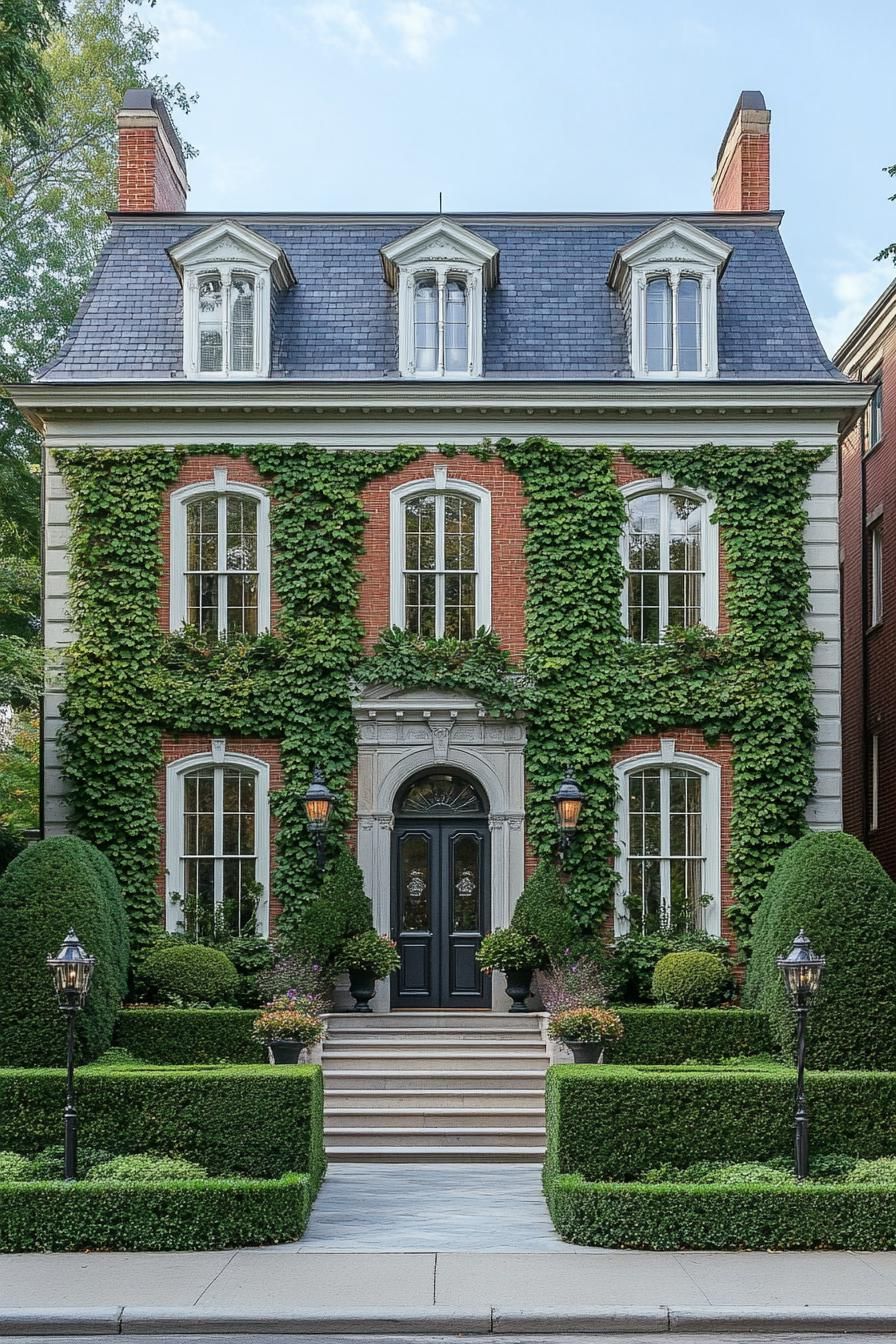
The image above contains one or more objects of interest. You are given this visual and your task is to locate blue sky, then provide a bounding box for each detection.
[150,0,896,355]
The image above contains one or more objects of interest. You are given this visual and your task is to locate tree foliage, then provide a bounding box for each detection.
[0,0,64,144]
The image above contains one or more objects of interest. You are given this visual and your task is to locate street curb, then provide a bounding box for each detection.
[0,1310,123,1335]
[492,1307,669,1333]
[120,1309,494,1334]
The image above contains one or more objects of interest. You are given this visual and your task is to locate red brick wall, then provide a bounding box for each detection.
[118,126,186,212]
[712,132,770,212]
[155,735,283,933]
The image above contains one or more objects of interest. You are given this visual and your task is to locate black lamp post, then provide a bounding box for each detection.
[552,767,585,859]
[46,929,96,1181]
[776,928,825,1181]
[303,766,334,872]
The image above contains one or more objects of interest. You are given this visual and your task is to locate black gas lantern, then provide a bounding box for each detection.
[303,766,334,871]
[776,929,825,1180]
[47,929,96,1180]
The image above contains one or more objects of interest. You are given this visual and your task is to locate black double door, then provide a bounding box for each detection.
[391,811,491,1009]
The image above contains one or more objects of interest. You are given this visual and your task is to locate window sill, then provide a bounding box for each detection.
[864,437,884,459]
[866,620,885,636]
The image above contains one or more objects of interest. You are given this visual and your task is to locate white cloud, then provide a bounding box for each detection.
[150,0,218,62]
[302,1,378,55]
[816,263,892,357]
[287,0,481,64]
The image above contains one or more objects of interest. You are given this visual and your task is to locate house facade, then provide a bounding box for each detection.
[10,89,867,1010]
[836,282,896,874]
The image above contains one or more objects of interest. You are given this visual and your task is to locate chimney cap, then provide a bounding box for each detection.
[121,87,186,174]
[716,90,768,169]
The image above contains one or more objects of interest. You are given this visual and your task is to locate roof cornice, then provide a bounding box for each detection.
[105,209,785,229]
[833,279,896,373]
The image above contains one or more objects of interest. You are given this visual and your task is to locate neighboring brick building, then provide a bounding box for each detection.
[836,282,896,872]
[8,88,868,1011]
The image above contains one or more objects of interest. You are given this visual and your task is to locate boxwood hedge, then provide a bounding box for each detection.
[115,1008,263,1063]
[0,1064,325,1185]
[0,1173,311,1252]
[605,1009,771,1064]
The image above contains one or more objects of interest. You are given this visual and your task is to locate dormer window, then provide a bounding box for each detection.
[168,220,295,380]
[608,219,731,380]
[380,218,498,378]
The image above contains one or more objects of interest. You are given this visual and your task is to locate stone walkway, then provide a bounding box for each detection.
[296,1162,566,1251]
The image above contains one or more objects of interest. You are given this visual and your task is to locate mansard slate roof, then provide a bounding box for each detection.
[39,211,844,382]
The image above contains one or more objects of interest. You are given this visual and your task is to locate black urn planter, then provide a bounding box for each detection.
[348,968,377,1012]
[567,1041,604,1064]
[504,968,533,1013]
[268,1039,305,1065]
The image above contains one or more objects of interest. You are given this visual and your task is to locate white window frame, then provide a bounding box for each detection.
[168,220,295,381]
[380,217,499,379]
[620,477,719,638]
[870,734,880,834]
[614,742,722,937]
[169,469,271,636]
[389,466,492,635]
[867,374,884,449]
[870,518,884,628]
[165,743,270,936]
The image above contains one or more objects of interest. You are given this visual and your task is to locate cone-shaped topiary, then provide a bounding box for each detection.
[745,831,896,1069]
[293,846,373,971]
[510,861,578,957]
[0,837,127,1065]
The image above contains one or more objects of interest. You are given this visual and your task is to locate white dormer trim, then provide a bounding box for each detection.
[380,218,499,379]
[609,219,732,381]
[168,220,296,380]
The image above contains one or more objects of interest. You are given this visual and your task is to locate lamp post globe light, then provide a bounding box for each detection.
[776,929,825,1181]
[552,767,585,858]
[303,766,334,872]
[46,929,96,1181]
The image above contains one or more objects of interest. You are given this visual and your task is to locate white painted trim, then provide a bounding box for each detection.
[619,478,719,636]
[397,265,485,378]
[164,749,270,935]
[169,474,271,635]
[168,219,295,290]
[181,264,271,380]
[389,471,492,634]
[380,217,499,289]
[613,748,722,937]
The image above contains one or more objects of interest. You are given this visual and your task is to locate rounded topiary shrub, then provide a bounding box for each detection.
[651,950,733,1008]
[745,831,896,1069]
[140,942,239,1005]
[510,861,578,958]
[90,1154,208,1183]
[0,824,23,876]
[0,837,126,1065]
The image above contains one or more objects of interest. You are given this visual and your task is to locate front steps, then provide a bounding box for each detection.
[322,1011,549,1162]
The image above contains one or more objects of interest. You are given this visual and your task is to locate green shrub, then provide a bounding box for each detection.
[90,1154,208,1183]
[0,1152,33,1181]
[511,862,578,958]
[604,1008,772,1064]
[222,935,274,1007]
[336,931,401,977]
[652,951,733,1008]
[76,842,129,999]
[0,1173,311,1252]
[845,1158,896,1185]
[0,1064,325,1185]
[140,943,239,1005]
[606,929,732,1003]
[29,1144,115,1179]
[0,837,126,1065]
[0,824,23,875]
[293,847,372,969]
[477,927,543,972]
[745,832,896,1069]
[115,1008,262,1064]
[704,1161,794,1186]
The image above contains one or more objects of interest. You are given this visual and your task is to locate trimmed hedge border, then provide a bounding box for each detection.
[547,1177,896,1250]
[0,1174,310,1252]
[115,1008,263,1064]
[0,1065,325,1186]
[606,1009,771,1064]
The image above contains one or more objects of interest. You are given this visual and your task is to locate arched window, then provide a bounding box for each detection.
[622,485,716,641]
[644,271,707,375]
[412,274,469,376]
[193,269,258,376]
[170,475,271,637]
[414,278,439,372]
[391,472,491,638]
[166,751,270,937]
[615,749,721,936]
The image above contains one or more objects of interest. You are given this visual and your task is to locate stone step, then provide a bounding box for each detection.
[325,1016,544,1035]
[322,1050,548,1071]
[325,1126,545,1148]
[325,1069,548,1091]
[323,1087,545,1108]
[325,1144,545,1163]
[324,1035,547,1049]
[325,1106,545,1130]
[323,1044,547,1061]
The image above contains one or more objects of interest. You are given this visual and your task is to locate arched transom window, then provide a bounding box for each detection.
[391,471,492,639]
[622,486,716,642]
[170,474,270,638]
[166,752,270,938]
[413,275,469,375]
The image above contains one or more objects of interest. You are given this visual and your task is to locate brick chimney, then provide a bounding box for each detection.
[117,88,188,212]
[712,91,770,212]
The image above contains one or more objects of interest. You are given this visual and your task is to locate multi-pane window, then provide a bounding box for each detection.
[403,490,477,638]
[413,275,469,375]
[185,493,259,637]
[645,273,704,374]
[626,765,706,932]
[870,520,884,628]
[867,377,884,450]
[624,492,704,641]
[195,269,256,376]
[179,763,260,939]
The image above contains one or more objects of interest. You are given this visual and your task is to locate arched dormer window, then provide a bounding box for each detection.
[620,479,718,642]
[614,743,721,936]
[380,217,498,378]
[390,467,491,638]
[168,220,295,379]
[165,745,270,937]
[170,469,271,637]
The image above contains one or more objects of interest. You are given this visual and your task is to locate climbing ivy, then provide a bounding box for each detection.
[57,436,826,957]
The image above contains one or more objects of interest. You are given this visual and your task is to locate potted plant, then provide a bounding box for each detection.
[338,931,401,1012]
[252,995,325,1064]
[547,1005,624,1063]
[476,928,544,1012]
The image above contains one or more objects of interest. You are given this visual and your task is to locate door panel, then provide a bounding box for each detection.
[395,828,435,1000]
